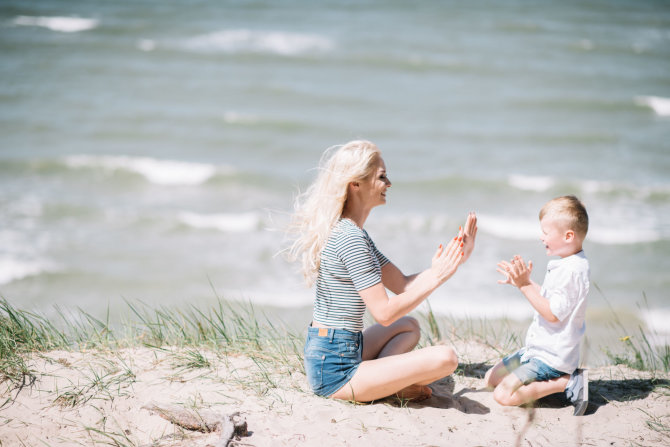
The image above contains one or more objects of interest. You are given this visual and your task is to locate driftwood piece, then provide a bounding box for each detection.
[142,402,247,446]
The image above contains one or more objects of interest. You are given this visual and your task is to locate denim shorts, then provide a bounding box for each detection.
[304,326,363,397]
[502,349,565,385]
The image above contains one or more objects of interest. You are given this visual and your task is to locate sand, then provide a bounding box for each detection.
[1,340,668,447]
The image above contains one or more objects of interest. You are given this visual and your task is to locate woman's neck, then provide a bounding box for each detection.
[341,206,370,229]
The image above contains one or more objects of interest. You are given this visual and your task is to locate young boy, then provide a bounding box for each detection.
[485,195,590,416]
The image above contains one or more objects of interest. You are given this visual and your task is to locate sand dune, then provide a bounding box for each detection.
[1,340,668,446]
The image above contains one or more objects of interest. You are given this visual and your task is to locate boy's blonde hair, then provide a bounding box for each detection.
[287,140,382,286]
[539,195,589,238]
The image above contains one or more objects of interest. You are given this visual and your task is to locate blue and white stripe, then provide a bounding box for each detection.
[313,218,389,331]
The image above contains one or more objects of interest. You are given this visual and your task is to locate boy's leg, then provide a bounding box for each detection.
[485,348,524,389]
[484,359,511,389]
[494,374,570,407]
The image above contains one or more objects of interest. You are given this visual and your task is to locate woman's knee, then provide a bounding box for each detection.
[431,345,458,374]
[396,316,420,334]
[394,316,421,345]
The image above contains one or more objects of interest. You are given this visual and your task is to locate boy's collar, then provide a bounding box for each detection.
[549,250,586,267]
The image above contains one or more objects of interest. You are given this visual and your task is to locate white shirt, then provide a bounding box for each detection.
[522,250,590,374]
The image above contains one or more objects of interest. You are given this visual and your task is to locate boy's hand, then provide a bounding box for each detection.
[497,255,533,288]
[460,212,478,264]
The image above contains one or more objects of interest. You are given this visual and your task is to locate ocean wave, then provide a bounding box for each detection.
[506,174,670,199]
[640,309,670,339]
[64,155,226,186]
[177,211,261,232]
[176,29,334,56]
[508,175,555,192]
[0,256,52,285]
[423,293,533,321]
[12,16,99,33]
[635,96,670,117]
[588,226,661,245]
[477,213,540,241]
[474,213,663,245]
[137,39,156,52]
[223,112,261,125]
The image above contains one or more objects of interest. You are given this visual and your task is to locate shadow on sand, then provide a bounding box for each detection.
[378,375,490,415]
[536,377,670,415]
[455,362,669,416]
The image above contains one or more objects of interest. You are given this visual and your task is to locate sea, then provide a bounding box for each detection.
[1,0,669,346]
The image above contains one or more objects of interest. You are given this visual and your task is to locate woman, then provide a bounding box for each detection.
[288,140,477,402]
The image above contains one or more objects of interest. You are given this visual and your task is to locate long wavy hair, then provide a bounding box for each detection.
[287,140,382,286]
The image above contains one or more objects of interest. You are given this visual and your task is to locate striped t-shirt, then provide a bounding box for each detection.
[313,218,390,332]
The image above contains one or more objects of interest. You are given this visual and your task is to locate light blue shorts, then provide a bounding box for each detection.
[502,349,566,385]
[303,326,363,397]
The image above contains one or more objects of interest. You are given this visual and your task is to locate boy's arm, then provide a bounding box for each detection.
[497,255,559,323]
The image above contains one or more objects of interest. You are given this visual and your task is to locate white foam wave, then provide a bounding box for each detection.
[478,213,661,245]
[507,175,663,198]
[178,29,334,56]
[420,292,533,321]
[588,226,661,245]
[477,213,540,241]
[65,155,222,186]
[635,96,670,117]
[223,112,260,124]
[178,211,260,232]
[0,256,50,285]
[508,175,555,192]
[640,309,670,346]
[13,16,99,33]
[137,39,156,52]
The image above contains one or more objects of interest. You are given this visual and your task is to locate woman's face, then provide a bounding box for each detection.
[360,157,392,208]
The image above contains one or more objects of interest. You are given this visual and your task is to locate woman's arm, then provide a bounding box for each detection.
[361,237,463,326]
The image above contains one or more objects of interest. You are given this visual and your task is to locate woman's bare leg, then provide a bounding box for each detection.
[362,316,421,361]
[330,345,458,402]
[493,374,570,406]
[361,317,431,399]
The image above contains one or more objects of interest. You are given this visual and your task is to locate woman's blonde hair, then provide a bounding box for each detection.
[287,140,382,286]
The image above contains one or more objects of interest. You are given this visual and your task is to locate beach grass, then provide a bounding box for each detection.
[593,286,670,375]
[0,297,305,402]
[3,295,669,394]
[2,296,670,446]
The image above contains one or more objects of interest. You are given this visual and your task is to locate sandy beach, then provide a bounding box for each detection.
[2,338,668,447]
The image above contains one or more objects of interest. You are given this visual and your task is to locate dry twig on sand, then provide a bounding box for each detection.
[142,401,248,446]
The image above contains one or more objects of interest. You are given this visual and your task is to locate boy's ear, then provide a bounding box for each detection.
[565,230,575,242]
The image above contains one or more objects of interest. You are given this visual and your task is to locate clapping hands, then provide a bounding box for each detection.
[460,212,477,263]
[497,255,533,288]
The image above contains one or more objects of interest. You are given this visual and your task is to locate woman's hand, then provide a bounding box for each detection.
[460,212,477,264]
[497,255,533,288]
[430,236,464,286]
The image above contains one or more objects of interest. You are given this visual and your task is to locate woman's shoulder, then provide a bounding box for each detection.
[330,219,368,246]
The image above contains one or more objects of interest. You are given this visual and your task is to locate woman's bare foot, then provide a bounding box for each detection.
[394,384,432,401]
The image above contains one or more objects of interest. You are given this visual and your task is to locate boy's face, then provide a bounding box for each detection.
[540,217,576,258]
